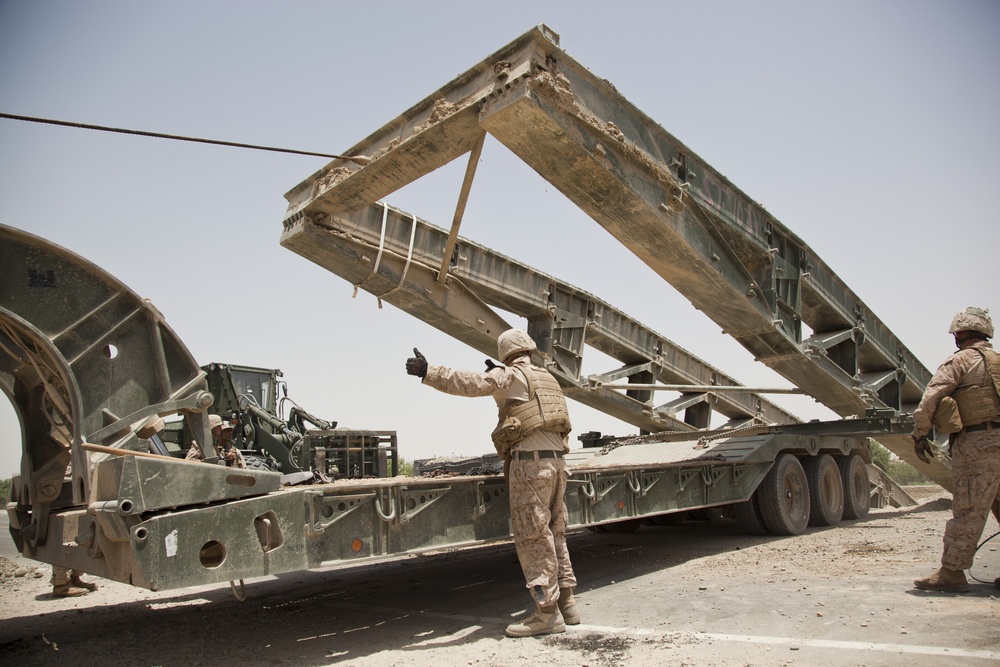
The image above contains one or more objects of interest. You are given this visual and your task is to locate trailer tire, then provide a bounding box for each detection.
[734,494,769,535]
[646,511,688,526]
[805,454,844,527]
[690,507,728,522]
[243,454,279,472]
[599,518,644,533]
[839,453,870,520]
[758,453,810,535]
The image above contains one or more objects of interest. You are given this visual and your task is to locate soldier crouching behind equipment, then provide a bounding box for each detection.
[911,306,1000,592]
[405,328,580,637]
[185,414,246,468]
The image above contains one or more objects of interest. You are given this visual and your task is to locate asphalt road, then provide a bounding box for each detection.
[1,492,998,666]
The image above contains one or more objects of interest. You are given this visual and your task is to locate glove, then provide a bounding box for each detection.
[484,359,498,371]
[912,435,934,464]
[405,348,427,378]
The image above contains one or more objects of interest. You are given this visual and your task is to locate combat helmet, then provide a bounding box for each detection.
[497,328,536,364]
[948,307,993,338]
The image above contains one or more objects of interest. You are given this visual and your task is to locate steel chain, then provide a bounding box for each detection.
[600,417,768,455]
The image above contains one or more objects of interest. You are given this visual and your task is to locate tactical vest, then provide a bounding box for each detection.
[498,364,572,447]
[953,348,1000,427]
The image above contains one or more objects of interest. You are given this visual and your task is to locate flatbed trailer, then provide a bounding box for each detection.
[2,25,944,594]
[0,210,908,593]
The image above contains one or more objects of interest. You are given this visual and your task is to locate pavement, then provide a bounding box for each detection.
[1,492,998,666]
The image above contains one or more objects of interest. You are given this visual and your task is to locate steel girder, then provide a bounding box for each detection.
[282,203,801,433]
[278,24,949,488]
[282,24,931,420]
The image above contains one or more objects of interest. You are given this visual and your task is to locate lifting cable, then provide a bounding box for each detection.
[0,112,371,164]
[969,529,1000,585]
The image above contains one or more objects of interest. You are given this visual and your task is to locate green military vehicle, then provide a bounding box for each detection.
[158,362,398,480]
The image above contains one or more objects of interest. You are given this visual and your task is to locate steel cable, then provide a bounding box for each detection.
[0,112,371,164]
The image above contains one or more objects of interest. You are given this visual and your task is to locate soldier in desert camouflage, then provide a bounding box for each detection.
[911,307,1000,592]
[406,328,579,637]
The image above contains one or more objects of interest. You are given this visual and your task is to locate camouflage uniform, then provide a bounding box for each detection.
[422,357,577,607]
[51,565,74,587]
[51,565,98,596]
[912,339,1000,571]
[185,440,246,467]
[185,419,246,468]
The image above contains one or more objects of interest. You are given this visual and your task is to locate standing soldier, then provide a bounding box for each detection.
[405,329,579,637]
[911,307,1000,592]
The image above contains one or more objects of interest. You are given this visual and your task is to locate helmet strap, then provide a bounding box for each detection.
[955,331,987,348]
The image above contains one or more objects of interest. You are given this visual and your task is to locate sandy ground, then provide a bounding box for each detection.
[1,486,998,667]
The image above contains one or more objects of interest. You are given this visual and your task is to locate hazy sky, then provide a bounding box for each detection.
[1,0,998,479]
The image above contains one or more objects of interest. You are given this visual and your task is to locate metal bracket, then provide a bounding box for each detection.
[701,466,726,488]
[398,486,451,525]
[306,491,376,536]
[473,480,506,518]
[587,474,622,505]
[574,478,596,501]
[730,464,753,487]
[88,390,214,445]
[635,471,663,498]
[375,489,396,523]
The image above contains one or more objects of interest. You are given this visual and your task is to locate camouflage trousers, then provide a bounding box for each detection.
[50,565,81,586]
[941,429,1000,571]
[508,457,577,607]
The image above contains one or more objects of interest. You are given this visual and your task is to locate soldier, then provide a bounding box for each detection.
[216,420,246,468]
[185,414,245,467]
[405,329,579,637]
[911,307,1000,592]
[186,413,224,461]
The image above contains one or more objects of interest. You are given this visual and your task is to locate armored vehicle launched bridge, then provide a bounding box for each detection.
[279,25,948,485]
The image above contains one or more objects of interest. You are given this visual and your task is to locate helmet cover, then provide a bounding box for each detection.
[497,328,536,363]
[948,307,993,338]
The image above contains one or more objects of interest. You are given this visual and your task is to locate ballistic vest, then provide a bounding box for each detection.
[499,363,571,446]
[953,348,1000,427]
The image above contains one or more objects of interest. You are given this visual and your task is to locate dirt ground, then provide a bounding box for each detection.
[1,486,998,667]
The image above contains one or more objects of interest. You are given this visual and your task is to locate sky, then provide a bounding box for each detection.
[1,0,998,480]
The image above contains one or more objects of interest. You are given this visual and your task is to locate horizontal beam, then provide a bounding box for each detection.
[281,206,800,430]
[592,384,807,395]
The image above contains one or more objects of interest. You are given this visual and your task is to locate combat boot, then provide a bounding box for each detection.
[505,602,566,638]
[913,567,969,592]
[70,574,98,592]
[558,587,580,625]
[52,584,91,598]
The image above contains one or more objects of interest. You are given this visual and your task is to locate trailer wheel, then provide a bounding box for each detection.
[758,453,811,535]
[599,518,644,533]
[839,453,870,520]
[805,454,844,526]
[690,507,728,522]
[646,511,688,526]
[733,494,769,535]
[243,454,279,472]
